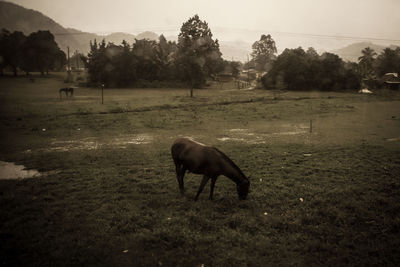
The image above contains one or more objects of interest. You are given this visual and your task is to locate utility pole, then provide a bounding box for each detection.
[75,50,79,70]
[67,46,70,71]
[66,46,72,83]
[247,54,250,83]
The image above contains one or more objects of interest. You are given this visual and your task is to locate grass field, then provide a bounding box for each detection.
[1,73,400,266]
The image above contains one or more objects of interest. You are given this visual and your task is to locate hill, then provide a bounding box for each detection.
[103,32,136,44]
[136,31,159,41]
[0,1,154,54]
[219,40,251,62]
[331,42,399,62]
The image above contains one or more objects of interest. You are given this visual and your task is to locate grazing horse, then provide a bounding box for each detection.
[171,137,250,200]
[59,87,74,99]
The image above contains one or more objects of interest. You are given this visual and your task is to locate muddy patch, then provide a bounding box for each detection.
[0,161,40,179]
[112,134,152,146]
[43,134,153,152]
[385,137,400,142]
[218,125,308,144]
[49,139,99,151]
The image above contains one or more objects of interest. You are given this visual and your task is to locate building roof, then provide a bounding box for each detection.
[383,73,400,84]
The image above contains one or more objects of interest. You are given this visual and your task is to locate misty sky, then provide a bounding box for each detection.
[5,0,400,45]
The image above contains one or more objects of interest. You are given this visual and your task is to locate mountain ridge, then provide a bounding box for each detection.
[330,41,399,62]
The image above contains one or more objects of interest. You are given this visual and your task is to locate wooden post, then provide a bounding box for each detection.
[309,102,312,133]
[101,84,104,104]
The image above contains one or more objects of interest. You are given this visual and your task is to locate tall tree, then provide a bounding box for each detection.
[112,40,136,86]
[251,34,277,72]
[1,30,26,76]
[21,30,64,75]
[0,29,10,76]
[156,34,177,80]
[375,47,400,77]
[176,14,222,94]
[358,47,377,79]
[132,38,158,81]
[86,39,109,85]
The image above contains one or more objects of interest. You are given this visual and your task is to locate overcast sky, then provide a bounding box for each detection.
[6,0,400,44]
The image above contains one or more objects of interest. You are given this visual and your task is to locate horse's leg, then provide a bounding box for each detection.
[209,177,217,200]
[175,164,185,195]
[194,175,210,201]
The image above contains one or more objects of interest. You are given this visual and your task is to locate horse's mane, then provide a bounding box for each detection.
[213,147,247,181]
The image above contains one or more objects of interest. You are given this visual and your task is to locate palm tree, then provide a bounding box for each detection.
[358,47,377,78]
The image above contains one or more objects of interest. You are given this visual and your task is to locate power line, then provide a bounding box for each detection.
[272,31,400,43]
[50,29,400,43]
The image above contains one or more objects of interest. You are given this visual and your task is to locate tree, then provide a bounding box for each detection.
[0,29,10,76]
[176,14,222,94]
[358,47,377,79]
[112,40,136,87]
[251,34,277,72]
[86,39,108,85]
[1,30,26,76]
[156,35,178,80]
[132,38,159,81]
[261,47,360,91]
[21,30,65,75]
[375,47,400,77]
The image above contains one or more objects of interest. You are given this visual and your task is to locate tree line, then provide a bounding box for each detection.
[83,15,240,88]
[262,45,400,91]
[2,14,399,92]
[260,47,360,91]
[0,29,66,76]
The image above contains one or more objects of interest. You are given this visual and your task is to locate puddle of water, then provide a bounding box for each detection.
[43,134,152,152]
[217,137,247,142]
[113,134,152,145]
[270,131,307,136]
[219,125,308,144]
[49,140,98,151]
[229,129,248,132]
[0,161,40,179]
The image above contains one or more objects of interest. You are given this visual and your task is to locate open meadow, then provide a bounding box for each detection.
[1,73,400,266]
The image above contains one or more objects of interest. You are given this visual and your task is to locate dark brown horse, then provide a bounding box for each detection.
[171,137,250,200]
[59,87,74,99]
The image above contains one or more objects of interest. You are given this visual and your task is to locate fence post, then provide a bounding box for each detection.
[101,84,104,104]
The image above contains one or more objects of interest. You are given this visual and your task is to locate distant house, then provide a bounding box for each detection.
[382,73,400,90]
[241,69,257,81]
[214,73,234,82]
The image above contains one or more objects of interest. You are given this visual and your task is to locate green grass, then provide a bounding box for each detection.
[1,73,400,266]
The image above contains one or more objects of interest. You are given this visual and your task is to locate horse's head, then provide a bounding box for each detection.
[237,179,250,200]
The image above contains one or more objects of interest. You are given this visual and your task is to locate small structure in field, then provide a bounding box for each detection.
[382,73,400,90]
